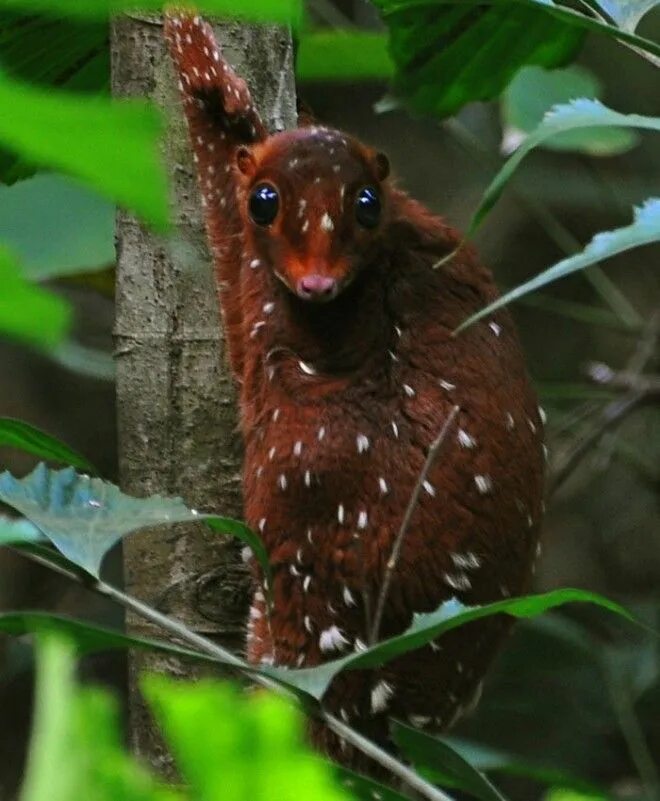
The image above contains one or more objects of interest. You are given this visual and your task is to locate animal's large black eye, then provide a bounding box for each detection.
[355,186,381,229]
[249,183,279,226]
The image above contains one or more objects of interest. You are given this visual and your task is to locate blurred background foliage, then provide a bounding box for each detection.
[0,0,658,800]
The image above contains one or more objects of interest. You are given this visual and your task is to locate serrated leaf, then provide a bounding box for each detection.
[595,0,659,32]
[0,70,168,230]
[458,198,660,331]
[268,589,632,700]
[502,66,638,157]
[0,0,303,25]
[393,723,508,801]
[297,31,393,81]
[0,174,115,279]
[469,100,660,236]
[0,418,95,471]
[144,677,351,801]
[0,515,45,545]
[0,246,71,350]
[0,463,267,580]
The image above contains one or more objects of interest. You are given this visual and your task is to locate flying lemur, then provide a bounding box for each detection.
[164,11,545,769]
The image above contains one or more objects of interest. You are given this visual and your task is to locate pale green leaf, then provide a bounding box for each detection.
[0,174,114,279]
[594,0,659,32]
[458,198,660,331]
[0,515,45,545]
[469,99,660,236]
[0,71,168,229]
[502,66,638,156]
[0,463,266,579]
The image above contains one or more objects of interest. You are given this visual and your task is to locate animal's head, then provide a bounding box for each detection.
[234,126,390,303]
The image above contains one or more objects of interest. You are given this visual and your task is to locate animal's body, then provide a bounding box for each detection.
[165,12,545,768]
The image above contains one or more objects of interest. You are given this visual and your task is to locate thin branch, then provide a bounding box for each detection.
[15,547,455,801]
[370,405,460,645]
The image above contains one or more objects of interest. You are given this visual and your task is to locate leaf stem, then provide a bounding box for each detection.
[16,547,456,801]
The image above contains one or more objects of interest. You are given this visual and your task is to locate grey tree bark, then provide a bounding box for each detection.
[111,14,296,775]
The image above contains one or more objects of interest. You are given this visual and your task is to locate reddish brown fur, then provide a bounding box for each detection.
[165,11,545,771]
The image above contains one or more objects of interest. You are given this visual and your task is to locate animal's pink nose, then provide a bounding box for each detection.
[297,274,337,301]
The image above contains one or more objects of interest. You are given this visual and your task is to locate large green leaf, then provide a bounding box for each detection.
[458,198,660,331]
[373,0,584,119]
[267,590,632,700]
[0,70,168,230]
[395,729,605,797]
[469,100,660,236]
[0,246,71,350]
[0,463,266,579]
[373,0,660,119]
[0,417,95,471]
[144,677,351,801]
[0,0,303,25]
[20,634,183,801]
[393,724,508,801]
[502,66,639,157]
[0,12,108,182]
[297,31,393,81]
[0,174,114,279]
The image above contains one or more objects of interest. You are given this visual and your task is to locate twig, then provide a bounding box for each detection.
[548,310,660,497]
[605,661,660,801]
[370,406,460,645]
[14,547,455,801]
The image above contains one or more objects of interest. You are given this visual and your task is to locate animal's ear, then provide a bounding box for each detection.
[373,151,390,181]
[236,146,257,177]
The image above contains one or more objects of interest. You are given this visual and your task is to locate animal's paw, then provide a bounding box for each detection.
[164,8,259,131]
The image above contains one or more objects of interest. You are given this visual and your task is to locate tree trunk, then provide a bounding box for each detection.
[111,14,296,775]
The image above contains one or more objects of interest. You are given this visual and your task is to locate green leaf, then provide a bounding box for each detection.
[269,589,632,700]
[50,340,116,382]
[0,246,71,350]
[336,768,411,801]
[397,731,605,796]
[594,0,659,32]
[21,633,183,801]
[0,174,115,279]
[393,723,508,801]
[469,100,660,236]
[0,609,210,664]
[297,31,393,81]
[502,66,639,156]
[0,418,95,471]
[0,0,303,25]
[0,12,109,182]
[458,198,660,331]
[545,790,608,801]
[0,70,168,230]
[20,634,79,801]
[0,463,268,581]
[373,0,584,119]
[0,515,45,545]
[144,677,351,801]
